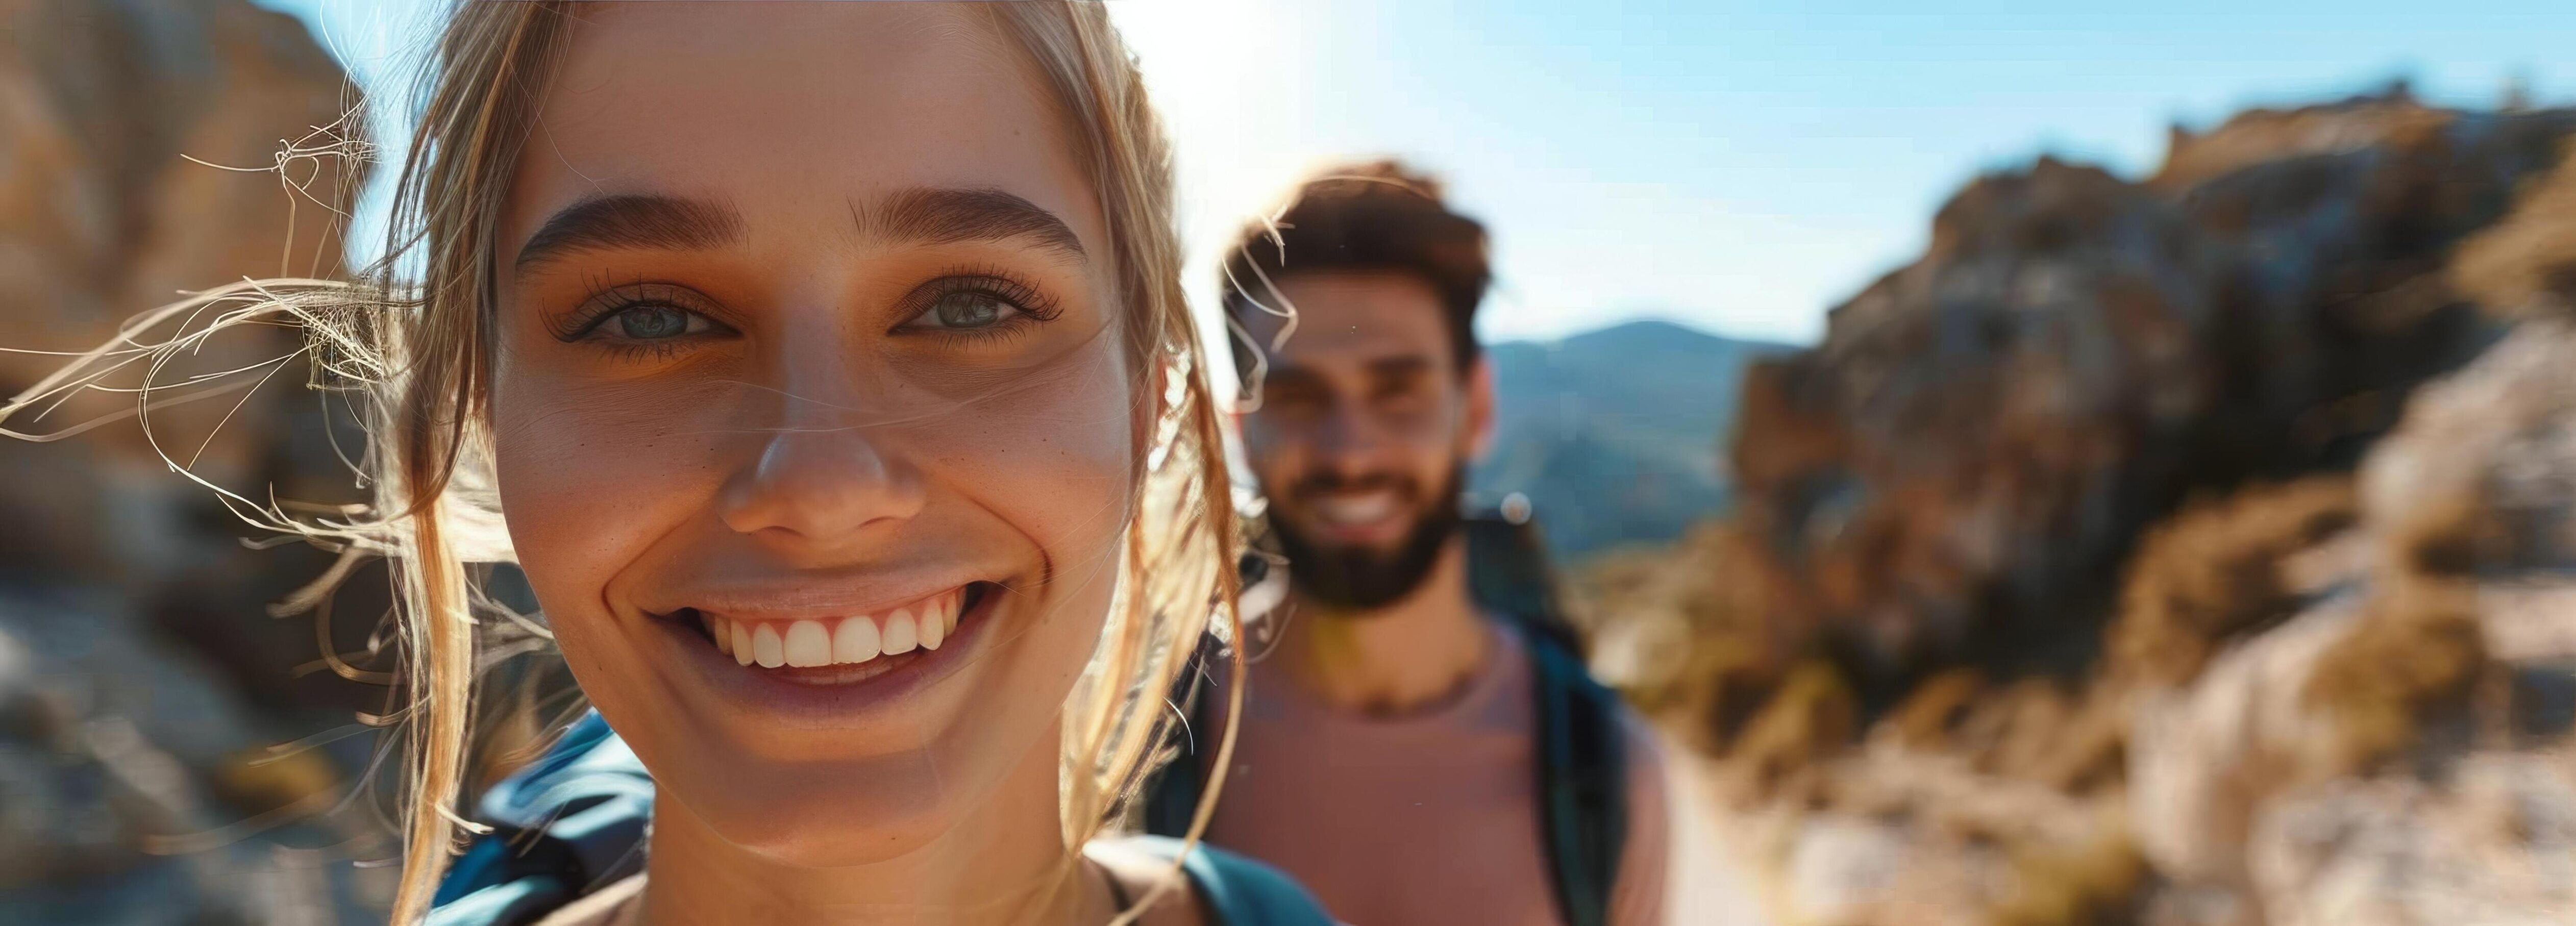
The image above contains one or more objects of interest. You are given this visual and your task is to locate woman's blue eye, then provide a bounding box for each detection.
[615,305,693,339]
[921,291,1018,329]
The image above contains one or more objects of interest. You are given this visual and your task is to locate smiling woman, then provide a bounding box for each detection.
[1,3,1315,925]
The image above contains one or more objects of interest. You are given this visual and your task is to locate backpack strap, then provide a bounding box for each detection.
[1122,836,1335,926]
[431,711,652,925]
[1140,642,1215,839]
[1528,633,1627,926]
[1146,622,1631,926]
[1142,546,1293,838]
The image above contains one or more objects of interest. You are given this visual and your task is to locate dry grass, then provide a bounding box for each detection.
[1989,819,2150,926]
[1724,659,1858,802]
[2106,478,2359,687]
[1878,668,1989,753]
[2301,578,2487,775]
[2451,140,2576,318]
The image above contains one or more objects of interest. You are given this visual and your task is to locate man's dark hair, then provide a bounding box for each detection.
[1220,161,1490,384]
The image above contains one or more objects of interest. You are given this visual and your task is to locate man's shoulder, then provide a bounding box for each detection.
[1609,697,1666,771]
[1612,701,1670,825]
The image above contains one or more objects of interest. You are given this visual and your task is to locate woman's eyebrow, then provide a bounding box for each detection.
[514,194,746,274]
[511,188,1085,277]
[858,187,1087,260]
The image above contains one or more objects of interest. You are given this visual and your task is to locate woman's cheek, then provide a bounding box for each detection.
[488,373,726,632]
[947,348,1138,579]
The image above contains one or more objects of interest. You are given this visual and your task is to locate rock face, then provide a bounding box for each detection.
[2246,750,2576,926]
[2123,319,2576,924]
[1591,93,2576,925]
[0,1,386,920]
[1,0,353,490]
[1712,91,2573,690]
[2450,129,2576,317]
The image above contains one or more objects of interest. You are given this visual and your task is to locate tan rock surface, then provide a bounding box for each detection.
[1594,97,2576,926]
[0,2,383,921]
[0,0,353,493]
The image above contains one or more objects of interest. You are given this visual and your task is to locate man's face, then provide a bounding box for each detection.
[1236,270,1493,611]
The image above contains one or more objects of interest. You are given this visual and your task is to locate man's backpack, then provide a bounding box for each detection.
[1143,509,1630,926]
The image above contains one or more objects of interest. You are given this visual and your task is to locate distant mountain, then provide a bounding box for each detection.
[1470,319,1797,563]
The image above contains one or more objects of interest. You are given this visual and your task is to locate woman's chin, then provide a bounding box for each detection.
[671,758,975,866]
[576,571,1115,870]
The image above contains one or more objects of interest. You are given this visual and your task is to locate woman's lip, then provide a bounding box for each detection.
[740,655,914,687]
[646,580,985,625]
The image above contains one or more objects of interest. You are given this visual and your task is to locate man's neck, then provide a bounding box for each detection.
[1278,538,1492,716]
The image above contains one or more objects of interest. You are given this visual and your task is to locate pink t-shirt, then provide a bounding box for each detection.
[1202,623,1670,926]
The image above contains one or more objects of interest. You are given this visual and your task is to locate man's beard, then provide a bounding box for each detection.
[1269,464,1463,613]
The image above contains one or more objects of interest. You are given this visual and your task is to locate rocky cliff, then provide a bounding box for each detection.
[0,1,385,921]
[1588,89,2576,925]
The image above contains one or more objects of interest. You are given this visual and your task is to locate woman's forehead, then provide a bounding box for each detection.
[502,3,1104,263]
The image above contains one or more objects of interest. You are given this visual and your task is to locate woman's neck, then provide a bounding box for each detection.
[636,724,1112,925]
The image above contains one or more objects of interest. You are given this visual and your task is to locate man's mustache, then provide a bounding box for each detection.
[1286,472,1422,504]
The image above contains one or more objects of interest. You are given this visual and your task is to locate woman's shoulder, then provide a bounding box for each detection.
[1087,836,1339,926]
[531,874,645,926]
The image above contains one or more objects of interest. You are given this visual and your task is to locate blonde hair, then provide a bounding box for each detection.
[4,3,1242,922]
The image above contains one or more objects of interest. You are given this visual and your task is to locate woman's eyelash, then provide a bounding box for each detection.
[901,267,1066,326]
[549,279,722,343]
[546,269,1064,355]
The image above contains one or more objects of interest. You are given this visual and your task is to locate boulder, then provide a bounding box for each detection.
[1721,94,2576,689]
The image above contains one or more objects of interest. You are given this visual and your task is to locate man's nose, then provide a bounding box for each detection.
[1308,404,1395,475]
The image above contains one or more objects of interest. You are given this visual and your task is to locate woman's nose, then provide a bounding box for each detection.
[717,414,927,555]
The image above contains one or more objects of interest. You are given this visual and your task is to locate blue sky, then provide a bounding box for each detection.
[256,1,2576,345]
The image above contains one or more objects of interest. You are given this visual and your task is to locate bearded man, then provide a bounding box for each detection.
[1155,161,1670,926]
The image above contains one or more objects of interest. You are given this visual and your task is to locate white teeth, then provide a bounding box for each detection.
[832,615,881,664]
[784,620,832,667]
[881,608,919,655]
[920,605,946,650]
[714,590,967,670]
[1316,491,1399,525]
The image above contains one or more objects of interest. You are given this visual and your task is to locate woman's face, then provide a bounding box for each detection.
[486,4,1136,863]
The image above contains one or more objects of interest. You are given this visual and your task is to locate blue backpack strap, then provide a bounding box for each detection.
[1463,508,1630,923]
[1146,548,1293,838]
[431,711,654,925]
[1123,836,1334,926]
[1529,633,1627,926]
[1141,635,1221,839]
